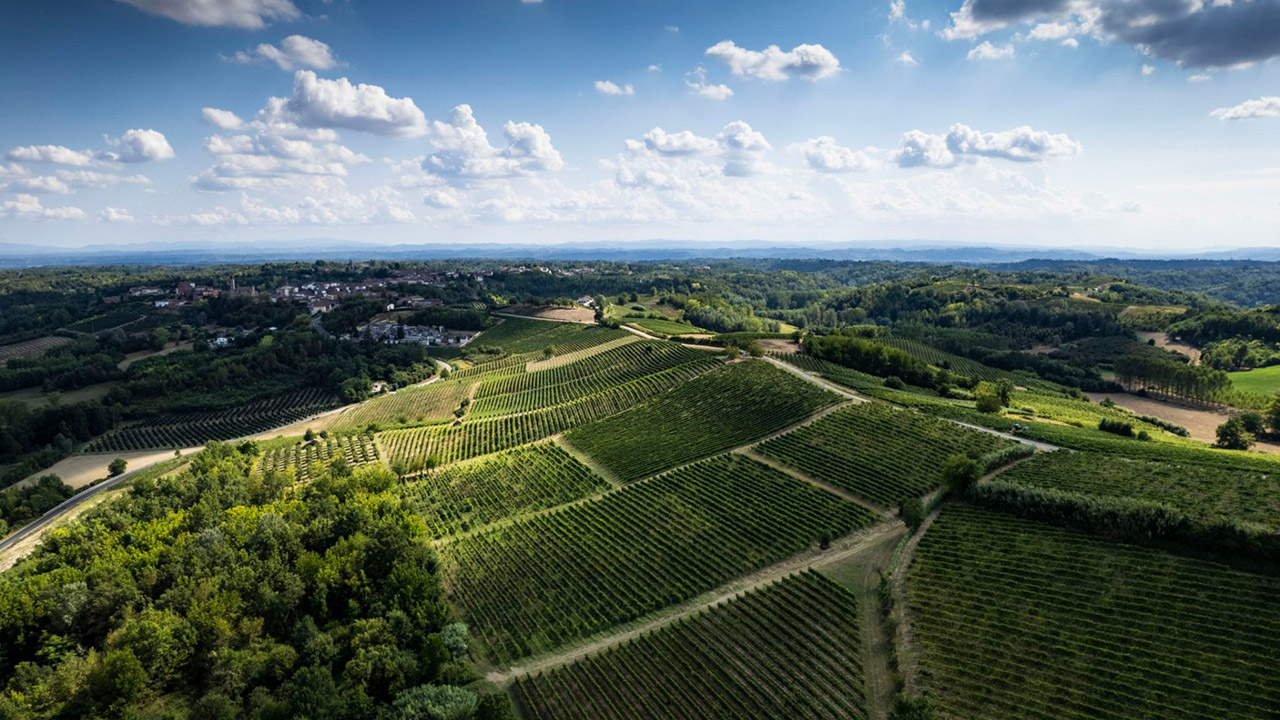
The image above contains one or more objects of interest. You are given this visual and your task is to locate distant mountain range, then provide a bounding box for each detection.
[5,240,1280,267]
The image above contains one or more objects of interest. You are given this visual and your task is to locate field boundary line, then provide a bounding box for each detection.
[737,447,892,518]
[484,519,903,687]
[553,435,623,488]
[763,354,867,401]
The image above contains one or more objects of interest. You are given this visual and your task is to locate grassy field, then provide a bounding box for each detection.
[1228,364,1280,396]
[441,454,877,663]
[992,450,1280,532]
[756,403,1011,508]
[908,505,1280,719]
[565,360,840,482]
[398,443,610,539]
[515,570,869,720]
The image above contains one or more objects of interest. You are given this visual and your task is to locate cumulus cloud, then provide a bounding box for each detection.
[1143,64,1155,76]
[967,41,1015,60]
[107,129,175,162]
[101,207,137,223]
[285,70,428,137]
[616,122,773,179]
[227,35,339,71]
[638,127,719,156]
[717,121,772,176]
[793,137,881,173]
[942,0,1280,70]
[898,51,920,66]
[202,107,246,130]
[594,80,635,96]
[7,145,97,166]
[114,0,300,29]
[5,176,71,194]
[1211,95,1280,120]
[0,194,85,220]
[685,67,734,99]
[422,105,563,180]
[894,123,1082,168]
[705,40,841,81]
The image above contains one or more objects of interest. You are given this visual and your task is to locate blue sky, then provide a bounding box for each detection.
[1,0,1278,250]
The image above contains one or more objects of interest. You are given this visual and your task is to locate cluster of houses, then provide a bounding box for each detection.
[358,319,472,347]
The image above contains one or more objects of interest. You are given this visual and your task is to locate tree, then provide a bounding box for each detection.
[476,693,516,720]
[441,622,468,659]
[942,454,982,495]
[392,684,477,720]
[304,428,316,442]
[889,696,938,720]
[900,497,925,531]
[1239,411,1266,437]
[973,384,1003,414]
[993,378,1015,406]
[1267,390,1280,435]
[108,458,128,477]
[1216,417,1255,450]
[745,340,764,358]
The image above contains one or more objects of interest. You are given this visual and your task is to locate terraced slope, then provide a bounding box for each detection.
[908,505,1280,720]
[441,454,877,663]
[516,571,868,720]
[399,443,610,538]
[756,402,1011,507]
[565,360,840,482]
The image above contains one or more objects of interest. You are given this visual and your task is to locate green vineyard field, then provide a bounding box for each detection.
[399,443,610,538]
[515,571,868,720]
[328,377,472,431]
[258,433,380,482]
[564,360,839,482]
[908,505,1280,719]
[993,450,1280,531]
[85,388,340,452]
[0,336,73,366]
[441,454,877,663]
[469,342,708,418]
[380,360,719,467]
[475,318,625,355]
[756,402,1011,508]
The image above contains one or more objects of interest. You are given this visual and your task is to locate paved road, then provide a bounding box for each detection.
[0,461,159,555]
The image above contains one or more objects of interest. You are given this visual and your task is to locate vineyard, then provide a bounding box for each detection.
[879,336,1021,384]
[328,377,472,431]
[626,317,705,337]
[756,403,1012,508]
[994,450,1280,531]
[907,505,1280,719]
[474,318,625,355]
[258,433,380,482]
[379,360,718,467]
[469,342,710,418]
[515,571,868,720]
[85,388,339,451]
[524,336,638,372]
[440,454,876,662]
[0,336,72,366]
[399,443,610,538]
[62,308,145,334]
[564,361,840,482]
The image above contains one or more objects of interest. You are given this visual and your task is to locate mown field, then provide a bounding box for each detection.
[756,402,1011,508]
[441,454,877,663]
[992,450,1280,531]
[564,360,839,482]
[1228,364,1280,396]
[908,505,1280,719]
[398,443,610,538]
[515,570,868,720]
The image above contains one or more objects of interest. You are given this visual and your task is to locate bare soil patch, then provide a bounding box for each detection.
[1085,391,1280,454]
[758,338,800,354]
[13,448,188,491]
[501,305,595,323]
[117,341,194,370]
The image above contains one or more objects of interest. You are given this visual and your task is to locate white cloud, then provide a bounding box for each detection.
[1028,21,1074,41]
[57,170,152,189]
[1211,96,1280,121]
[894,124,1082,168]
[665,25,679,33]
[594,80,635,96]
[162,186,415,226]
[897,51,919,66]
[794,137,881,173]
[422,105,563,180]
[1061,37,1079,48]
[685,67,734,100]
[705,40,841,81]
[967,41,1015,61]
[648,64,662,72]
[889,0,917,29]
[0,194,85,220]
[107,129,175,162]
[284,70,428,137]
[227,35,339,71]
[5,176,71,194]
[717,121,772,176]
[1188,73,1212,83]
[202,107,246,130]
[639,127,719,156]
[100,207,137,223]
[7,145,97,166]
[1142,64,1155,76]
[114,0,301,29]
